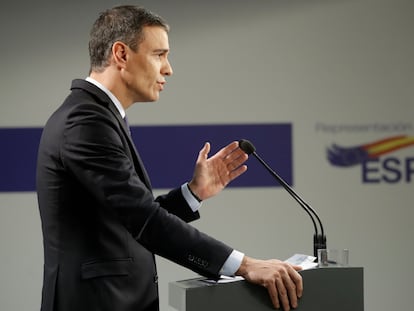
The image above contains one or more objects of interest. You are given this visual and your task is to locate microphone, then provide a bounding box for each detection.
[239,139,327,258]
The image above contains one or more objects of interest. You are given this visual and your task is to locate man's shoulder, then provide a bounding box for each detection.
[68,79,112,106]
[44,85,113,129]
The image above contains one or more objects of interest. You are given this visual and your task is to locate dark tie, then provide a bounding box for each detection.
[123,116,131,135]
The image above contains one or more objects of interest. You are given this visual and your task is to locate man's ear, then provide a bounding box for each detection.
[112,41,128,67]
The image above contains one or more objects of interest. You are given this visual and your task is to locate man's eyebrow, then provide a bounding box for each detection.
[153,48,169,53]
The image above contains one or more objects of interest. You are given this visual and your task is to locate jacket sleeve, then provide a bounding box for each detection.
[155,188,200,223]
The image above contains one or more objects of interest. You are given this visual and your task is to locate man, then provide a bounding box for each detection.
[37,5,302,311]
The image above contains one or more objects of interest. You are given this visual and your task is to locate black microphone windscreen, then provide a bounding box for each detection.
[239,139,256,155]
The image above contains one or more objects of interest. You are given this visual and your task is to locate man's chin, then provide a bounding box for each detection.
[147,92,160,102]
[134,95,159,103]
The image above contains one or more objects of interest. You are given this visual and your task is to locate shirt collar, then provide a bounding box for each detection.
[85,77,126,119]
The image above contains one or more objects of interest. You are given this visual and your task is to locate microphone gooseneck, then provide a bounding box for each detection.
[238,139,327,258]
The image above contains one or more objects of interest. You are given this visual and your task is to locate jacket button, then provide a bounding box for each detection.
[154,275,158,283]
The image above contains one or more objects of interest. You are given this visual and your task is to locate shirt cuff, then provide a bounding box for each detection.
[181,183,202,212]
[219,250,245,276]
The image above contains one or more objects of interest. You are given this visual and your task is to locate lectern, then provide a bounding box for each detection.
[169,267,363,311]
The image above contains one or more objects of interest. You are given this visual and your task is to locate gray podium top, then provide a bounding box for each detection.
[169,267,364,311]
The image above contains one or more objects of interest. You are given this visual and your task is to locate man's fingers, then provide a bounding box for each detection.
[198,142,210,160]
[284,276,298,310]
[265,281,281,310]
[268,266,302,311]
[290,268,303,298]
[264,272,297,311]
[216,141,242,159]
[236,257,303,311]
[221,145,249,172]
[228,165,248,179]
[226,152,248,170]
[275,276,292,311]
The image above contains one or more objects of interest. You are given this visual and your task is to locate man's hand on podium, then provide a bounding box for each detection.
[235,256,303,310]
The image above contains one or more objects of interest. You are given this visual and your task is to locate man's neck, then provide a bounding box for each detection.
[89,70,133,110]
[86,76,127,119]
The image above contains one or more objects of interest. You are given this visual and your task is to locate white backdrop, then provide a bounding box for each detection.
[0,0,413,310]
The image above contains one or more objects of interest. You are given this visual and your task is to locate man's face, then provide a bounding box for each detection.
[122,26,173,103]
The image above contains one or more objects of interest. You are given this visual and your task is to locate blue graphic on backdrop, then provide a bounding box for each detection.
[0,123,292,192]
[0,128,43,192]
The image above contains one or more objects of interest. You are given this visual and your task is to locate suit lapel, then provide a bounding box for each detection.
[114,111,153,190]
[71,79,153,190]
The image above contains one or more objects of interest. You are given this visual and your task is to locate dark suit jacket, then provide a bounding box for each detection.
[36,79,233,311]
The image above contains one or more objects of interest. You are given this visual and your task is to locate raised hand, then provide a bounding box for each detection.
[188,141,248,201]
